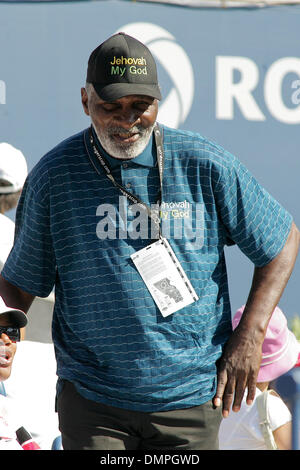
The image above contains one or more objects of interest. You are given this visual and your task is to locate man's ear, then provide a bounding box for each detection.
[81,87,90,116]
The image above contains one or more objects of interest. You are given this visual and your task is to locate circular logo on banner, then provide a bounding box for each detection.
[114,23,194,128]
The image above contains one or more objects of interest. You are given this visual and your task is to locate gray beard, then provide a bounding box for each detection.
[91,121,155,160]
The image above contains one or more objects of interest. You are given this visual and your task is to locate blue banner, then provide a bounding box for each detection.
[0,1,299,319]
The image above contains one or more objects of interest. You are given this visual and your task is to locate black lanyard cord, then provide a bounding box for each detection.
[84,123,164,236]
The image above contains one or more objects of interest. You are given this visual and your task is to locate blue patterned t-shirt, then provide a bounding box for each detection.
[1,125,292,411]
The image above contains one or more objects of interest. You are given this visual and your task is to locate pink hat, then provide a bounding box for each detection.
[233,305,300,382]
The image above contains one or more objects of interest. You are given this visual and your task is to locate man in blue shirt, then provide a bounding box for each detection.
[0,32,299,450]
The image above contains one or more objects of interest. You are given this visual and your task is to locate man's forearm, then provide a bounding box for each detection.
[0,274,35,313]
[238,221,300,338]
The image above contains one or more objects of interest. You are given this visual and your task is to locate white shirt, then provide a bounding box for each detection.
[0,394,23,449]
[0,213,15,270]
[4,341,60,450]
[219,388,292,450]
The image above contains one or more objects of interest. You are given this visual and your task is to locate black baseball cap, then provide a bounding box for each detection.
[86,32,162,102]
[0,298,27,328]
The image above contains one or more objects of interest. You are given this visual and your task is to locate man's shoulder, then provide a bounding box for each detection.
[29,129,87,178]
[41,129,87,163]
[160,124,235,166]
[160,124,205,142]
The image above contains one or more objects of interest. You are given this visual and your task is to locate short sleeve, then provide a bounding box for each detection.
[1,177,56,297]
[213,151,293,267]
[268,393,292,431]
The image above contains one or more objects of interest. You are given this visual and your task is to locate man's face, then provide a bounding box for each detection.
[81,86,158,159]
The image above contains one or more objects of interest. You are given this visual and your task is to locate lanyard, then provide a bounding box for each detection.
[84,123,164,237]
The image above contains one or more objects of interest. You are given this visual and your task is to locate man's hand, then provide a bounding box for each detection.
[213,325,264,418]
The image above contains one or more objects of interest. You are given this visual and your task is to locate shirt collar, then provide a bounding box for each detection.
[91,126,156,170]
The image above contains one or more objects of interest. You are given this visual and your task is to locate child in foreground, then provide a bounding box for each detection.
[219,305,300,450]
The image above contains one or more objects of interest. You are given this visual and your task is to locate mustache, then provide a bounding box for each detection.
[106,125,146,135]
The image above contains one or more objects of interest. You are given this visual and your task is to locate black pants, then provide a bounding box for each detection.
[57,381,222,450]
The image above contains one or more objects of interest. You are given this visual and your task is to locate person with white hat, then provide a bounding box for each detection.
[0,146,60,449]
[0,143,28,270]
[219,305,300,450]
